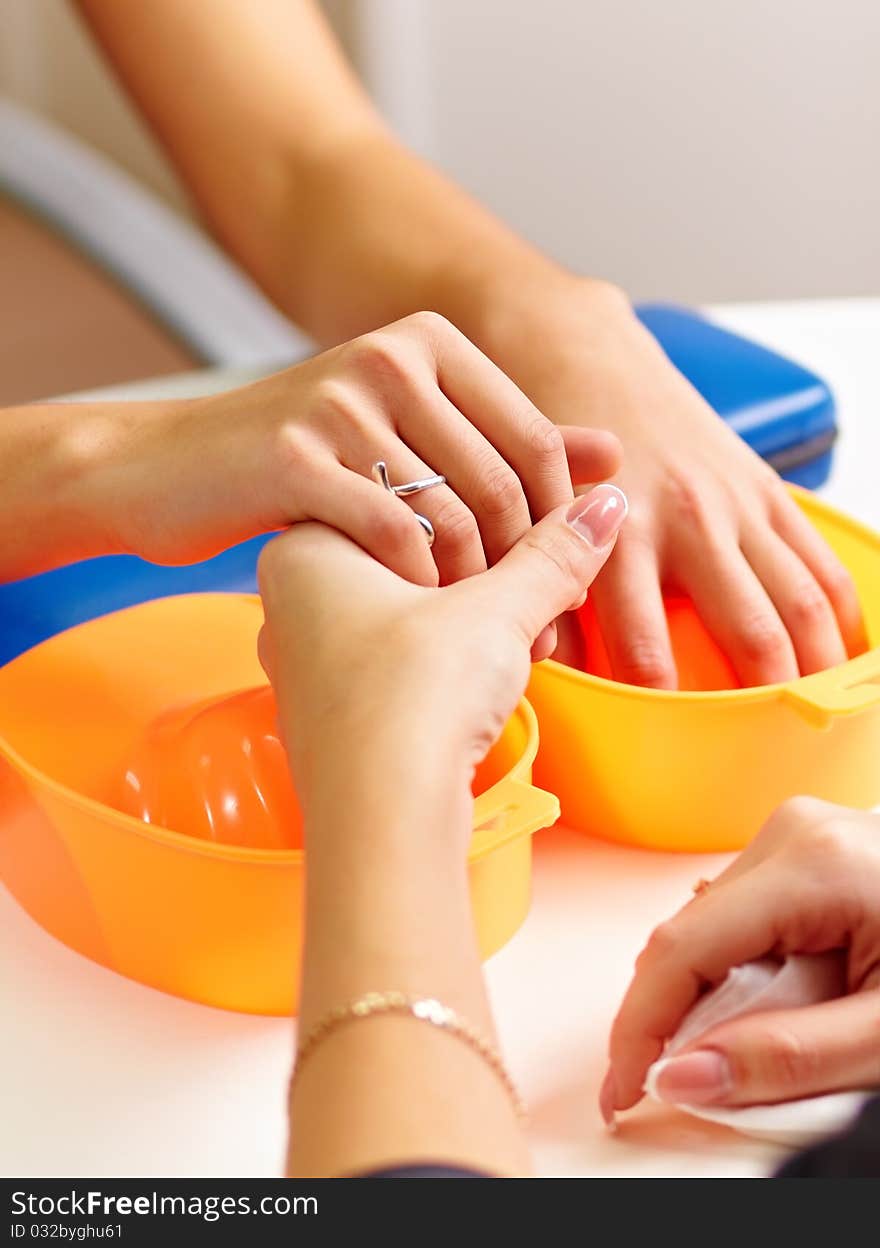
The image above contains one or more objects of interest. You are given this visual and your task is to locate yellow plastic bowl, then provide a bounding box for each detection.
[527,491,880,852]
[0,594,558,1015]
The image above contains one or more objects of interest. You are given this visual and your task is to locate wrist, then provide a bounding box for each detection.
[304,726,473,860]
[292,693,474,881]
[82,394,223,562]
[475,272,634,368]
[279,667,477,828]
[471,268,633,380]
[302,756,476,971]
[464,274,665,431]
[29,402,135,566]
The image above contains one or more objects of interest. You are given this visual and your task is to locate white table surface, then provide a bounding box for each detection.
[2,298,879,1178]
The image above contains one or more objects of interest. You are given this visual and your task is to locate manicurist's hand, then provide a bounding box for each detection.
[258,480,628,818]
[603,797,880,1122]
[482,280,867,689]
[97,313,620,584]
[257,483,626,1178]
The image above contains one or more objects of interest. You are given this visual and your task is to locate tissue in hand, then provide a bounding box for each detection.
[644,954,873,1148]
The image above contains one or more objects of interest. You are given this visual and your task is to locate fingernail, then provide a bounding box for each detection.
[567,484,628,549]
[599,1068,618,1128]
[651,1050,732,1105]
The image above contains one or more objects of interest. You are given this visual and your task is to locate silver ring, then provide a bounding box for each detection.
[372,461,446,548]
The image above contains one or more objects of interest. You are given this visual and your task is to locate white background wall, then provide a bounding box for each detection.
[2,0,878,303]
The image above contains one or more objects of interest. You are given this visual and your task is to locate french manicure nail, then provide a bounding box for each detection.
[567,484,628,549]
[651,1050,732,1105]
[599,1067,618,1128]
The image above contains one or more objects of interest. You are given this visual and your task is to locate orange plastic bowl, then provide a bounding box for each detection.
[527,490,880,852]
[0,595,558,1015]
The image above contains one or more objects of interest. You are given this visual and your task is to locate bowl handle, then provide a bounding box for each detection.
[472,779,560,843]
[782,649,880,729]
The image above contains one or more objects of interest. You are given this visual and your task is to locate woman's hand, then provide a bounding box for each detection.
[257,482,627,823]
[603,797,880,1120]
[257,485,625,1179]
[100,312,620,588]
[480,280,866,688]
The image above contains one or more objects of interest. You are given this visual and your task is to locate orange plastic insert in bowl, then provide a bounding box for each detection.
[0,594,559,1014]
[576,595,740,692]
[118,686,304,852]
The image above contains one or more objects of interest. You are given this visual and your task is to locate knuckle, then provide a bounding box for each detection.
[637,920,682,970]
[403,309,453,337]
[734,611,789,666]
[522,526,585,593]
[346,330,414,389]
[750,1023,821,1093]
[271,418,305,467]
[615,637,675,688]
[760,800,862,891]
[312,377,367,433]
[478,463,526,522]
[526,417,566,468]
[756,461,786,498]
[797,817,853,868]
[770,794,826,831]
[432,498,481,558]
[364,502,419,556]
[774,819,857,904]
[823,560,859,610]
[789,580,833,630]
[665,471,713,529]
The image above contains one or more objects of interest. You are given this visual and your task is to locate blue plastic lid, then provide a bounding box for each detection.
[636,303,837,471]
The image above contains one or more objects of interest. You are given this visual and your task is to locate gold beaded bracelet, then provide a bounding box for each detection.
[292,991,526,1122]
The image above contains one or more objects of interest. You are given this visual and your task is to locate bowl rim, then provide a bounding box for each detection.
[538,489,880,705]
[0,694,542,867]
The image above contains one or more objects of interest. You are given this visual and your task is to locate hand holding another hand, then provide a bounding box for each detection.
[257,484,627,830]
[106,312,620,590]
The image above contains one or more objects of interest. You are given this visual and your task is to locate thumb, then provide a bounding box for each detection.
[478,484,627,644]
[649,992,880,1108]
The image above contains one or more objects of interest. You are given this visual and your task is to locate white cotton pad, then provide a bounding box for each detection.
[643,953,874,1148]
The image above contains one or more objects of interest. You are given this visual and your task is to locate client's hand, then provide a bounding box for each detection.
[101,312,619,589]
[489,281,866,686]
[603,797,880,1119]
[258,482,627,827]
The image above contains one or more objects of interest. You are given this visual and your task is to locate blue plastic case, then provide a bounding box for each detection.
[636,303,837,490]
[0,306,839,665]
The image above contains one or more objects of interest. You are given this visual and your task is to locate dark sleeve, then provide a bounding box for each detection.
[353,1164,492,1179]
[775,1095,880,1178]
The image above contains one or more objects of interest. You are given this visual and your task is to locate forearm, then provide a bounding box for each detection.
[287,748,530,1178]
[262,128,584,349]
[73,0,628,386]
